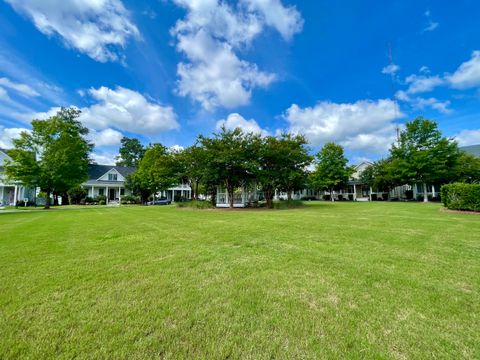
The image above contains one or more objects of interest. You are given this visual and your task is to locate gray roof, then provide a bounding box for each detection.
[87,164,136,180]
[460,145,480,157]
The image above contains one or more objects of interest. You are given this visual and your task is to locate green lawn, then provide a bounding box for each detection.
[0,202,479,359]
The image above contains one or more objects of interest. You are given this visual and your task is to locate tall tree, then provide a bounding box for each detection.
[452,151,480,184]
[115,137,145,167]
[135,144,179,199]
[125,172,151,204]
[312,143,353,201]
[175,144,206,200]
[259,134,312,207]
[390,116,460,202]
[199,127,261,208]
[4,107,93,209]
[360,159,397,199]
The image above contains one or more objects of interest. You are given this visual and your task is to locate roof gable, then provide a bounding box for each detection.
[87,164,136,181]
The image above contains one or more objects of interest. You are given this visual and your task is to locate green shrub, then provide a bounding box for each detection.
[95,195,107,205]
[441,183,480,212]
[84,197,96,205]
[273,200,304,209]
[121,195,139,204]
[177,200,214,209]
[68,186,87,205]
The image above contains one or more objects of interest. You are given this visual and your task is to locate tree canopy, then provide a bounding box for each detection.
[4,107,93,208]
[390,116,460,201]
[311,142,353,201]
[116,137,146,167]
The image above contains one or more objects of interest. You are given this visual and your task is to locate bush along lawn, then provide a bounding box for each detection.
[0,202,479,359]
[441,183,480,212]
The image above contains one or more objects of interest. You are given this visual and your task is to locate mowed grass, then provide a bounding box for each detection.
[0,202,479,359]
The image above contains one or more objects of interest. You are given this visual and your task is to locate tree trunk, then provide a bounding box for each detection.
[287,190,292,201]
[266,187,273,209]
[331,188,335,202]
[62,192,70,205]
[423,183,429,202]
[45,191,51,209]
[195,181,199,200]
[210,189,216,207]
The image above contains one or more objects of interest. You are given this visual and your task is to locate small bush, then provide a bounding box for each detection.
[177,200,214,209]
[348,194,354,201]
[371,194,377,201]
[121,195,139,204]
[441,183,480,212]
[323,195,331,201]
[98,200,106,205]
[337,194,343,201]
[85,197,96,205]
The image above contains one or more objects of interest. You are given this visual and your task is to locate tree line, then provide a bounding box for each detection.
[4,108,480,209]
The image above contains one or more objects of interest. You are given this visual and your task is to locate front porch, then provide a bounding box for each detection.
[85,184,126,204]
[216,185,260,208]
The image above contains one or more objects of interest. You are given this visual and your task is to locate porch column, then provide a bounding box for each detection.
[13,185,18,205]
[353,184,357,201]
[91,186,94,198]
[0,186,4,205]
[432,184,435,198]
[119,186,121,204]
[369,186,373,201]
[106,186,109,205]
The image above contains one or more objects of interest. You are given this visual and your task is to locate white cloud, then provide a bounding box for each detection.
[175,30,275,110]
[5,0,139,62]
[23,87,179,136]
[0,77,39,97]
[405,74,445,94]
[423,10,439,32]
[169,144,184,153]
[284,99,403,154]
[171,0,302,109]
[88,128,123,147]
[455,129,480,146]
[382,64,400,75]
[90,152,116,165]
[395,90,451,113]
[216,112,269,136]
[419,66,430,74]
[242,0,303,41]
[446,51,480,89]
[0,126,29,149]
[80,86,179,134]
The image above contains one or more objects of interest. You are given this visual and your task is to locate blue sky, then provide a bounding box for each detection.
[0,0,479,164]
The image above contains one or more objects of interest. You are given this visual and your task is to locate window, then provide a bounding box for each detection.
[108,173,118,181]
[99,188,104,196]
[120,188,125,196]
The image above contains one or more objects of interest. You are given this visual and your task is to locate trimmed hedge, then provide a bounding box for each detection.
[441,183,480,212]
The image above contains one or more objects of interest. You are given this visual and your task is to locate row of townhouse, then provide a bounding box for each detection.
[214,144,480,207]
[0,148,192,206]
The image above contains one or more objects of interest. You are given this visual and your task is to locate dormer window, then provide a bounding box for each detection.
[108,173,118,181]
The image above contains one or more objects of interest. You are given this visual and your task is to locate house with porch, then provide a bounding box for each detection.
[0,148,35,207]
[82,164,192,204]
[82,164,136,204]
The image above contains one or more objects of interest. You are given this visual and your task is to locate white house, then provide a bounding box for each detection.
[0,148,35,206]
[82,164,192,204]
